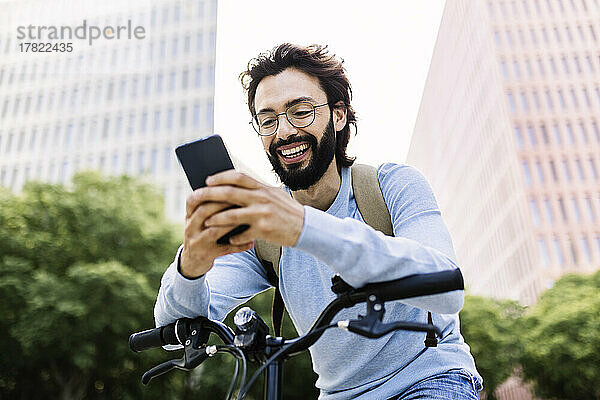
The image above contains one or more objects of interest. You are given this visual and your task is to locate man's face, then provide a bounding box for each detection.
[253,68,337,191]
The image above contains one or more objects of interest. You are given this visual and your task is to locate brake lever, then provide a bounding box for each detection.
[337,293,442,339]
[141,323,212,385]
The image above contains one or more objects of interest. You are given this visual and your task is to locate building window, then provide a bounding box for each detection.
[589,157,598,180]
[520,91,528,110]
[169,70,176,91]
[172,37,178,57]
[578,122,588,143]
[525,58,533,77]
[150,148,158,175]
[544,197,553,223]
[154,110,161,132]
[557,89,566,108]
[128,114,135,136]
[182,69,189,89]
[195,66,202,88]
[563,159,572,181]
[501,60,508,78]
[571,196,581,221]
[594,121,600,142]
[566,122,575,143]
[527,126,536,145]
[515,126,523,149]
[549,56,557,75]
[138,150,145,174]
[585,196,595,221]
[523,160,532,186]
[537,58,544,75]
[568,236,578,265]
[164,146,171,171]
[583,87,591,107]
[180,106,187,128]
[513,60,521,78]
[540,123,549,144]
[161,108,172,132]
[575,158,585,180]
[530,197,541,226]
[532,90,541,110]
[581,235,592,263]
[184,34,190,53]
[141,111,148,133]
[197,32,204,53]
[157,73,164,93]
[586,55,595,72]
[207,100,214,129]
[550,159,558,181]
[144,75,151,96]
[536,160,545,183]
[193,103,201,127]
[553,237,564,266]
[558,195,568,220]
[112,153,119,173]
[570,88,579,108]
[538,237,550,267]
[545,90,553,109]
[115,115,123,137]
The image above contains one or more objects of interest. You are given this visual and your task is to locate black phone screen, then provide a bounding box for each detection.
[175,135,250,245]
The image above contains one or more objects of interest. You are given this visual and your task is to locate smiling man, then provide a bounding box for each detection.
[154,43,482,399]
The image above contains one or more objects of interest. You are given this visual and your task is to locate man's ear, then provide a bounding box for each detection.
[332,101,347,133]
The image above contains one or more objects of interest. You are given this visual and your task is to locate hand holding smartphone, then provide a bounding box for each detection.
[175,135,250,245]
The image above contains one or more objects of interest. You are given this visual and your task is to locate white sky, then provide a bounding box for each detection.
[214,0,446,184]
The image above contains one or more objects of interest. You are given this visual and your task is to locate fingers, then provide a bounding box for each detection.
[206,170,264,189]
[192,186,258,208]
[186,202,233,233]
[202,225,254,255]
[203,205,259,228]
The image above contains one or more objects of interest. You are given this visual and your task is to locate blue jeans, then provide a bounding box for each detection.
[389,369,482,400]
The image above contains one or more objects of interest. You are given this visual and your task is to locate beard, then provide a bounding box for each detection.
[267,117,336,191]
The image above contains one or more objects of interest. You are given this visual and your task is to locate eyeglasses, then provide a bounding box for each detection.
[250,101,329,136]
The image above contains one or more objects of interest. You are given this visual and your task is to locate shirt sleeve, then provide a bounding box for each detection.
[294,163,464,314]
[154,244,273,328]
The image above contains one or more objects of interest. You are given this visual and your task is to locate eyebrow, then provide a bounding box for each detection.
[256,96,317,114]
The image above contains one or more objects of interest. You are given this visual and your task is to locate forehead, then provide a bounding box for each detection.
[254,68,326,112]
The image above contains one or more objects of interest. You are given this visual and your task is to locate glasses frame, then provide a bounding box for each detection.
[250,102,330,136]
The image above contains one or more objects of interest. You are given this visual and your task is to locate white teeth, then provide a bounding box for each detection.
[280,143,309,157]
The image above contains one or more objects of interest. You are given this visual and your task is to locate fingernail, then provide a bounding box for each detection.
[205,176,213,185]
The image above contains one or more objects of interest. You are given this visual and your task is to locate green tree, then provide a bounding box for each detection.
[519,271,600,400]
[460,295,525,399]
[0,173,184,399]
[0,172,318,399]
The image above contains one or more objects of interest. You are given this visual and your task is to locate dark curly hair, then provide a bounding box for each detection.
[239,43,356,168]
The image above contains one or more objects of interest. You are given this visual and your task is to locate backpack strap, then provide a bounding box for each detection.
[350,164,394,236]
[352,165,437,346]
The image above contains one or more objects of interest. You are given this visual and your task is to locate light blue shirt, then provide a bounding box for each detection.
[154,163,482,399]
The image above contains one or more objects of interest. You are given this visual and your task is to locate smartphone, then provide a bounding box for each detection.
[175,135,250,245]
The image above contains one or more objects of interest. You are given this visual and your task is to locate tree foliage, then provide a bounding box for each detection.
[0,172,317,400]
[460,295,525,399]
[519,271,600,400]
[0,173,183,399]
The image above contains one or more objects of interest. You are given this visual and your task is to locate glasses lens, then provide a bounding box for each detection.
[254,112,277,136]
[287,102,315,128]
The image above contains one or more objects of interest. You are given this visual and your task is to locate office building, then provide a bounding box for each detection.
[408,0,600,307]
[0,0,218,221]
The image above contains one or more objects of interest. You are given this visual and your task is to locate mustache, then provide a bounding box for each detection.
[269,135,317,154]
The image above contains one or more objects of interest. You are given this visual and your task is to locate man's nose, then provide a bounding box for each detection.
[276,115,298,140]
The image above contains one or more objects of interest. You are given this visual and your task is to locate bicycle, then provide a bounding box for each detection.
[129,269,464,400]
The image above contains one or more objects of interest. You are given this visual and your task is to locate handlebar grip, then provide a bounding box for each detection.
[129,323,179,352]
[363,269,464,302]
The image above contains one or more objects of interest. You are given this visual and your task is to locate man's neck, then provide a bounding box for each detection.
[290,161,341,211]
